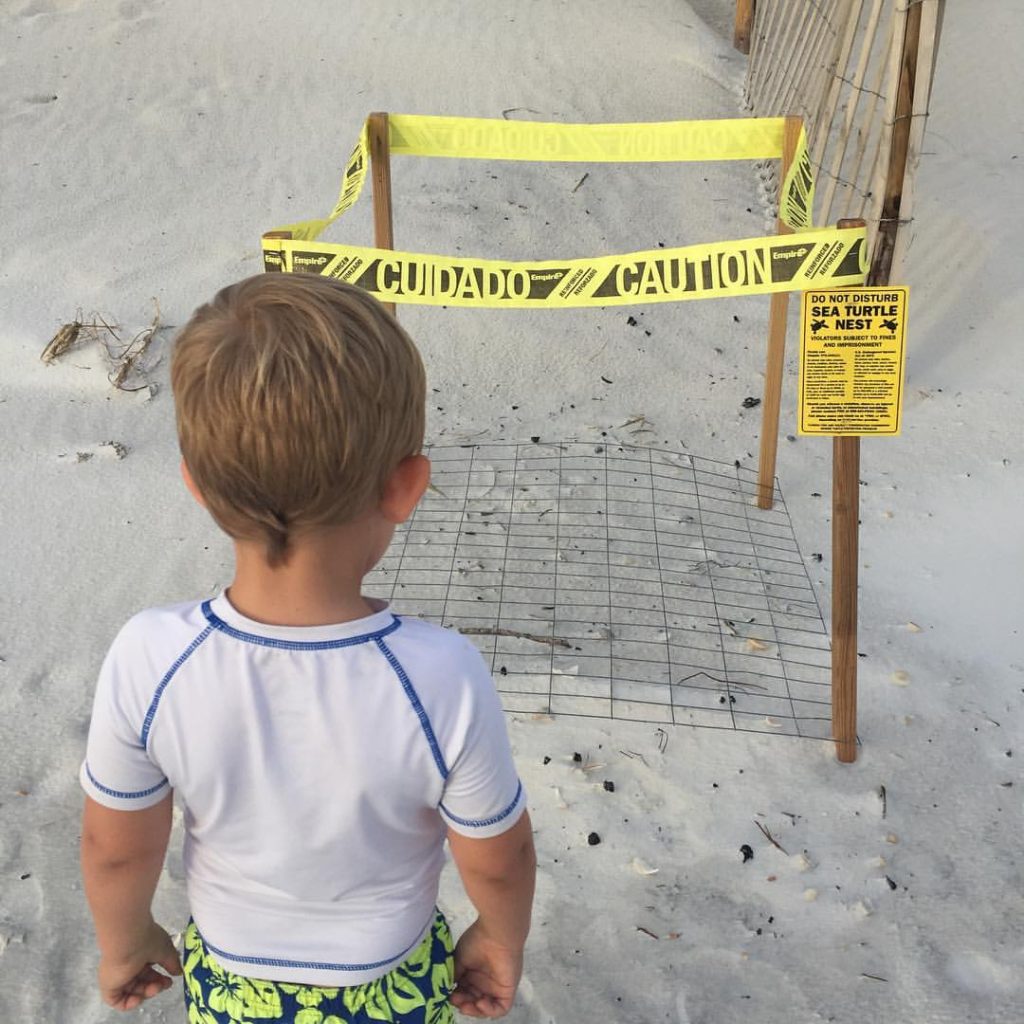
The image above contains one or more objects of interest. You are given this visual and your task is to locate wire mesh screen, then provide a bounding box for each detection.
[368,442,832,740]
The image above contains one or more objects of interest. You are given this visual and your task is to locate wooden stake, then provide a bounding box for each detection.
[734,0,756,54]
[831,438,860,763]
[831,216,866,764]
[870,1,922,284]
[831,9,925,763]
[834,5,929,762]
[891,0,942,279]
[368,111,396,315]
[756,115,804,510]
[863,7,908,271]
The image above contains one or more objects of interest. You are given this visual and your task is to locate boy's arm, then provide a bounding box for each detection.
[447,810,536,1018]
[81,793,182,1010]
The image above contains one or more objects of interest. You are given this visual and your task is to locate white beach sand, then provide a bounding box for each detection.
[1,2,1021,1022]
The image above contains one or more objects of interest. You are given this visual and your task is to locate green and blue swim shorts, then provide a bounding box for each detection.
[182,911,454,1024]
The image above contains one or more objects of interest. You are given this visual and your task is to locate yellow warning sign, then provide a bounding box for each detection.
[799,287,908,435]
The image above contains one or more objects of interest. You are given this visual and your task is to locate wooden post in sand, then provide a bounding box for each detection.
[831,6,924,763]
[831,215,867,764]
[368,112,396,316]
[870,0,922,285]
[734,0,756,54]
[756,114,804,510]
[831,432,860,763]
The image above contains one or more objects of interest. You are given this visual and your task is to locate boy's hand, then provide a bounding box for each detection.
[97,920,182,1011]
[450,920,522,1019]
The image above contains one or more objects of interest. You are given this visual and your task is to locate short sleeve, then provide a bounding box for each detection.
[80,629,170,810]
[438,648,526,839]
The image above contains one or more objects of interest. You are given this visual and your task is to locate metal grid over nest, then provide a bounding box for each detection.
[368,442,832,739]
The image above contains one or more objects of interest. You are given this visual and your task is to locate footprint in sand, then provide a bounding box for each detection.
[675,990,691,1023]
[117,0,146,21]
[947,951,1022,996]
[58,440,130,464]
[515,975,557,1023]
[18,0,84,17]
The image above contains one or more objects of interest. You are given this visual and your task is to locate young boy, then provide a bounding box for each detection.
[80,274,535,1022]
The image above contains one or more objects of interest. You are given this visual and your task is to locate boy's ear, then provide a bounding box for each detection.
[380,454,430,524]
[180,460,207,508]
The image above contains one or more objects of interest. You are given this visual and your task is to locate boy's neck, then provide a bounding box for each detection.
[226,518,389,627]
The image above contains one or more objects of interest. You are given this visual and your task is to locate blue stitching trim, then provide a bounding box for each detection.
[140,625,214,749]
[375,638,449,780]
[202,601,401,650]
[84,762,169,801]
[201,911,435,972]
[441,780,524,828]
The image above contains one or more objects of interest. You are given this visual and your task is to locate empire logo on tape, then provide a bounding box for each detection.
[262,113,852,306]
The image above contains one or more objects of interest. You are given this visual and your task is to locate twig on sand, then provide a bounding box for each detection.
[41,318,84,364]
[42,301,163,393]
[40,310,120,363]
[108,299,161,391]
[459,627,572,649]
[754,820,790,855]
[635,926,659,940]
[619,749,649,767]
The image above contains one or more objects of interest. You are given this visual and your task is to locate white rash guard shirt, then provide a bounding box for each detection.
[80,593,526,985]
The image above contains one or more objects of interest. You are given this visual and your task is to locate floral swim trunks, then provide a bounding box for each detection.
[182,911,454,1024]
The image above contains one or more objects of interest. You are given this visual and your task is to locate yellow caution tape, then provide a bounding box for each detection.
[390,115,792,162]
[262,113,849,306]
[263,229,867,308]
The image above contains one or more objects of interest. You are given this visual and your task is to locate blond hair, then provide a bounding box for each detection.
[171,274,425,564]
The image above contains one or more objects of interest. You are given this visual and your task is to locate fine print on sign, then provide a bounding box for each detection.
[798,287,908,436]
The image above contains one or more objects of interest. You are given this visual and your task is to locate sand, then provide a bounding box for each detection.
[1,2,1021,1022]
